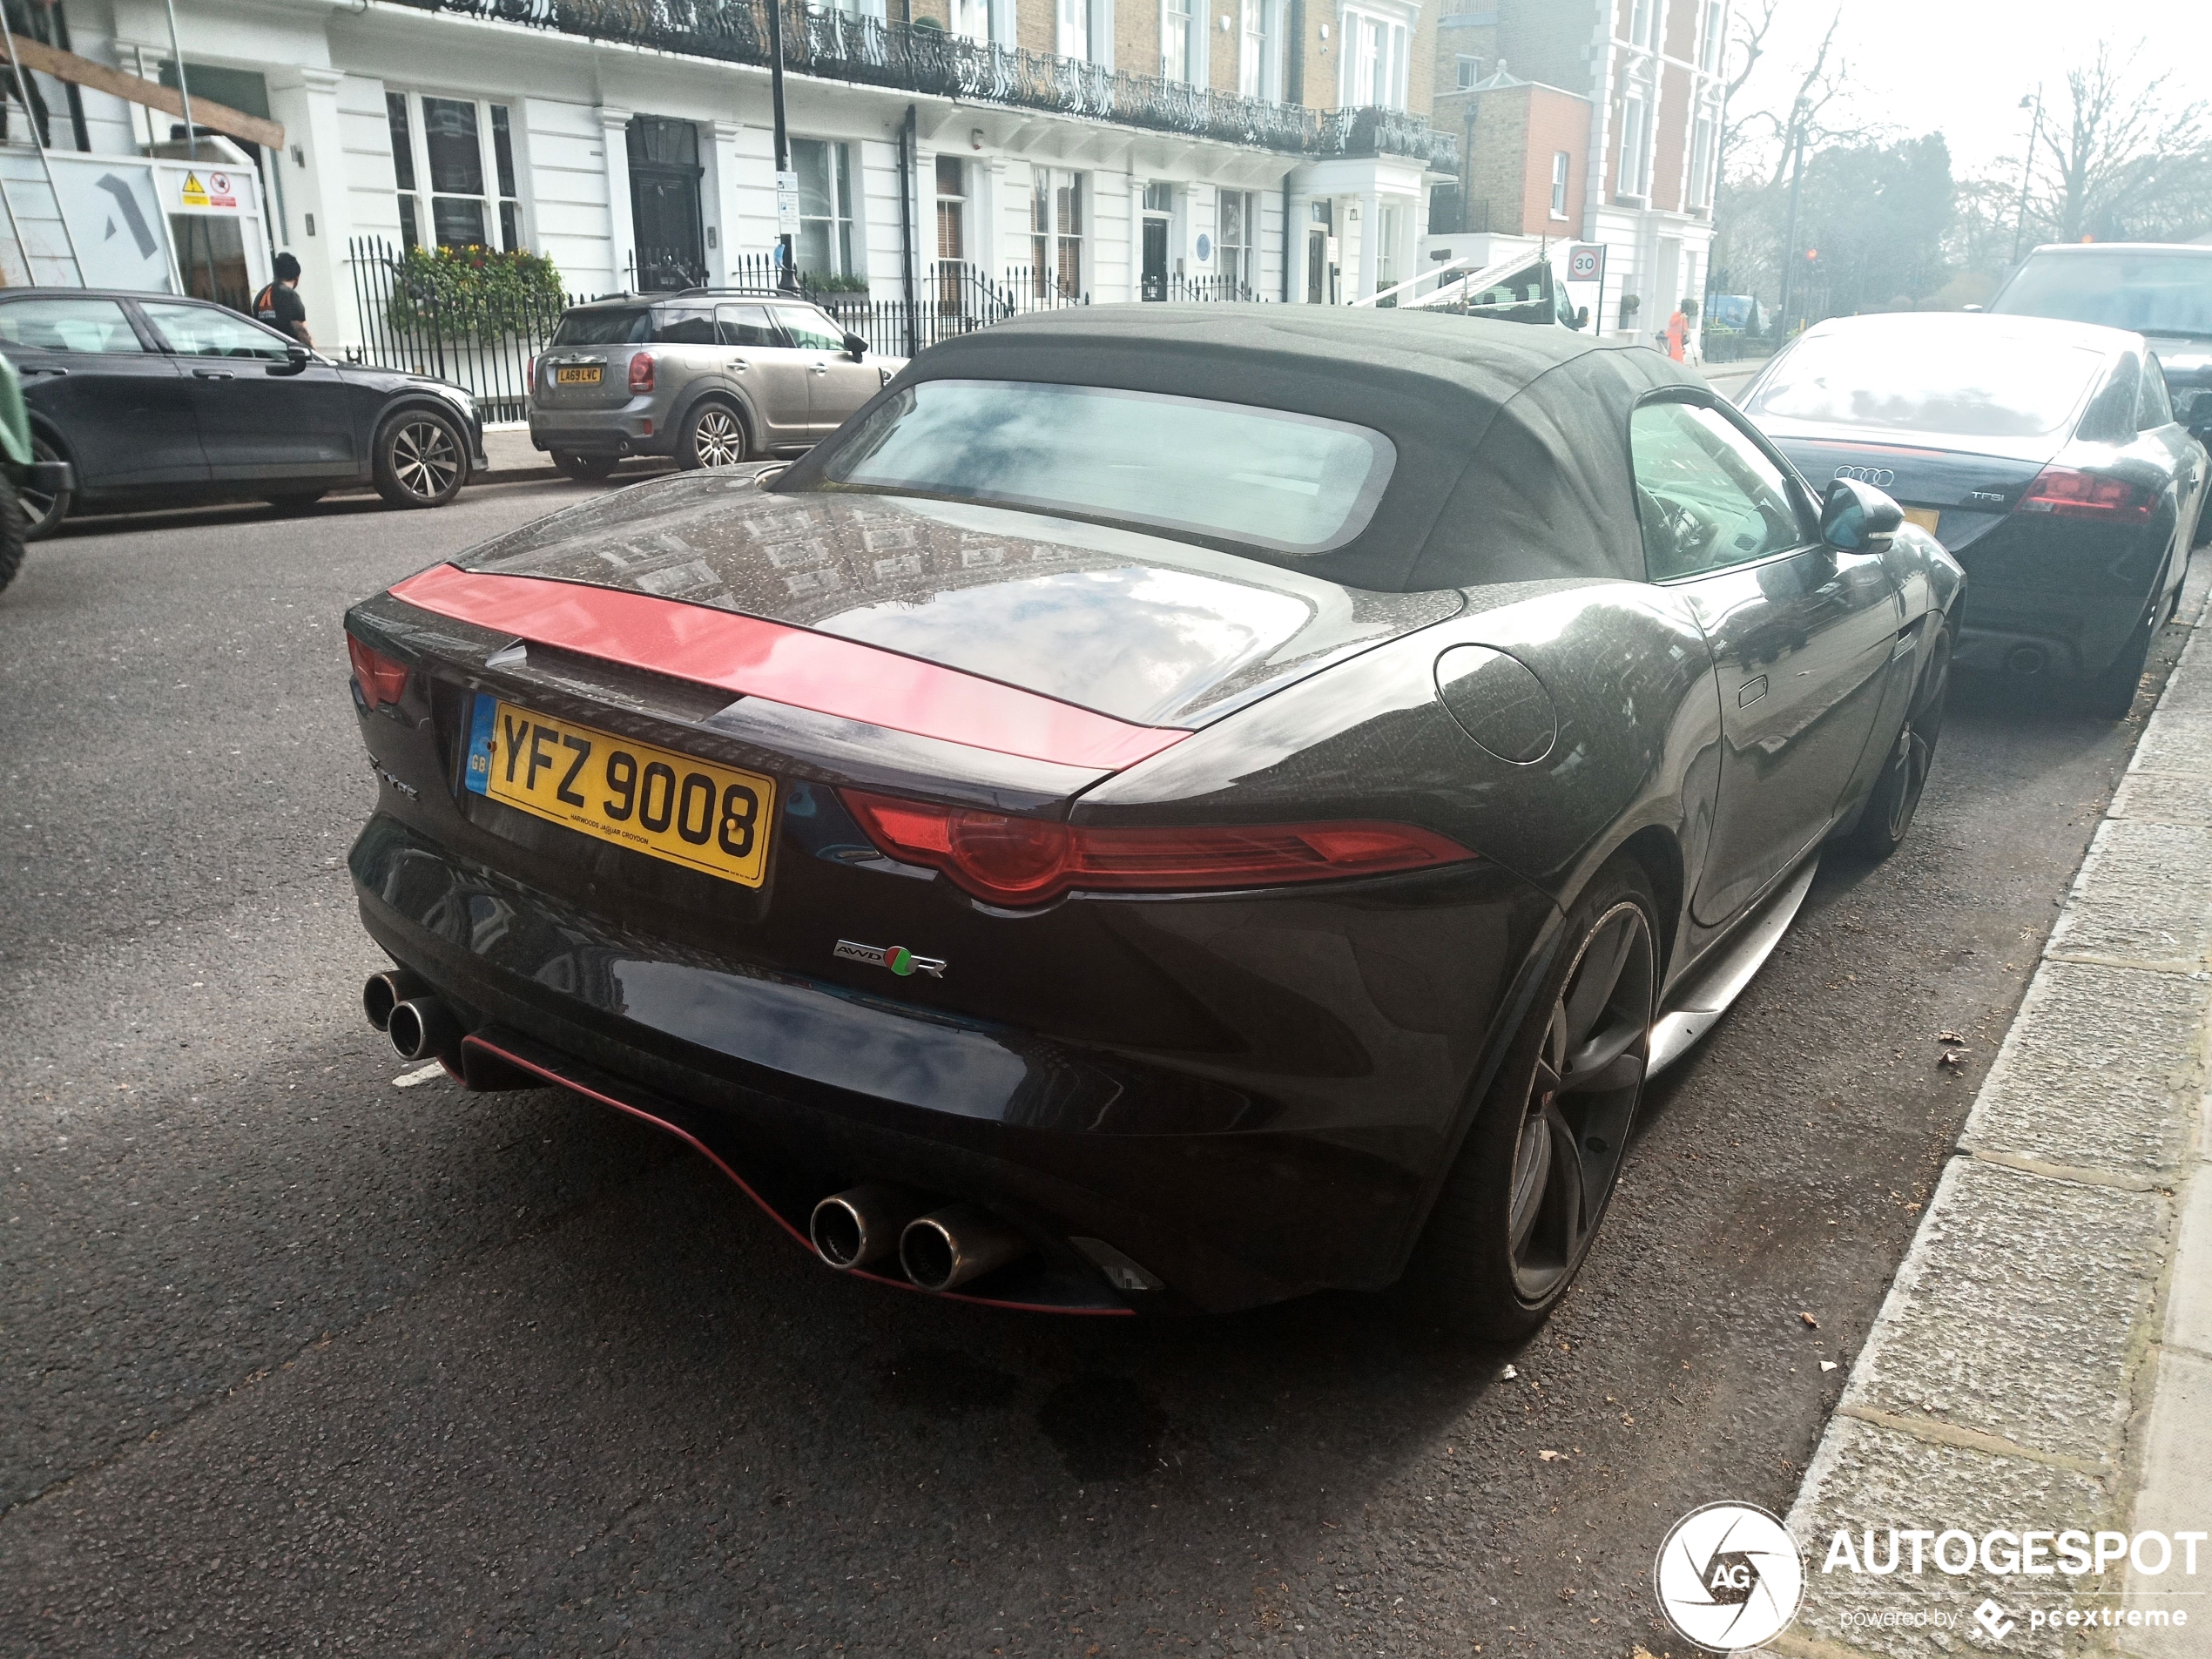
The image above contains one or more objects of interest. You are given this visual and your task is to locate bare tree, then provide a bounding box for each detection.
[2031,44,2212,243]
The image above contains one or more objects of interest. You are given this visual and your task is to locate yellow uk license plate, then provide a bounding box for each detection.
[463,698,774,887]
[1903,507,1941,536]
[555,365,601,384]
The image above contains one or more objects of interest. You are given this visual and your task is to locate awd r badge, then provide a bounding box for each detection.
[834,940,947,979]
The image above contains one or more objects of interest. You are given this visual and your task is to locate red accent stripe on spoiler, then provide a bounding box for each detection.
[388,563,1188,772]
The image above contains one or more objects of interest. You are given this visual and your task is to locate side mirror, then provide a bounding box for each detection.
[842,332,867,361]
[2178,388,2212,435]
[271,341,310,376]
[1821,476,1905,550]
[1575,306,1590,330]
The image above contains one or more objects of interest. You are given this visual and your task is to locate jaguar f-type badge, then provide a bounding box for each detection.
[834,940,946,979]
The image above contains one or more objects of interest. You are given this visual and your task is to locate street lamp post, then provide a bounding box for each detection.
[767,0,797,291]
[1776,117,1805,334]
[2011,88,2043,265]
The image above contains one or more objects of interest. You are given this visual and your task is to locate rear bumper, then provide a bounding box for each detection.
[1952,518,2174,678]
[528,403,674,459]
[349,810,1555,1314]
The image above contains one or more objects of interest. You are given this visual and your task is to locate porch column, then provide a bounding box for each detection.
[1353,188,1380,300]
[598,106,635,291]
[263,68,352,351]
[710,119,745,286]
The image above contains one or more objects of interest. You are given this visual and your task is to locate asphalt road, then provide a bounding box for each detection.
[1,482,2197,1658]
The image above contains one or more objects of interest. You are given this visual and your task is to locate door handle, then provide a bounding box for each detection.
[730,359,748,371]
[192,368,235,381]
[21,365,65,376]
[1737,676,1769,707]
[809,363,828,375]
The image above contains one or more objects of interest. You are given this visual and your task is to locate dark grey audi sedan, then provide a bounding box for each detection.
[1742,312,2209,716]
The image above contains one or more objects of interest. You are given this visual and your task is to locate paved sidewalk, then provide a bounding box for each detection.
[1777,596,2212,1657]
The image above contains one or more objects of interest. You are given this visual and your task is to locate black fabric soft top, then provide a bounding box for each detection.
[776,305,1699,592]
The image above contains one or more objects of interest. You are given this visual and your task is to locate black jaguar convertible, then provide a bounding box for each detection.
[342,311,1961,1332]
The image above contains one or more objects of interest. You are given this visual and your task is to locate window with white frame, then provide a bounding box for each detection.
[1218,189,1253,288]
[792,138,858,279]
[386,91,523,252]
[1689,114,1715,208]
[1628,0,1655,48]
[1239,0,1271,98]
[1550,150,1569,217]
[1699,0,1723,71]
[1339,10,1408,109]
[1456,54,1481,90]
[1162,0,1198,84]
[1032,169,1084,297]
[949,0,990,44]
[1617,91,1650,199]
[1059,0,1090,60]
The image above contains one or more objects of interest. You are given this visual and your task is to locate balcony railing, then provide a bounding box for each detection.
[382,0,1459,168]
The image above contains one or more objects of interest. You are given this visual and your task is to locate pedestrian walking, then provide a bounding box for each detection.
[1665,297,1693,363]
[253,253,314,348]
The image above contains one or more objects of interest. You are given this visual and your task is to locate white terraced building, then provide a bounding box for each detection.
[0,0,1463,355]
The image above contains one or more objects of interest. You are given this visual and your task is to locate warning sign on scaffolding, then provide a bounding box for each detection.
[173,167,241,213]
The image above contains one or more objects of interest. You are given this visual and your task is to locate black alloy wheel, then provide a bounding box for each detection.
[0,474,24,593]
[679,401,749,469]
[374,409,468,509]
[18,435,68,543]
[1845,626,1950,857]
[554,450,619,482]
[1410,858,1657,1339]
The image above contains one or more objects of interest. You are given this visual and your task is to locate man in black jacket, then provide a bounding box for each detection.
[253,252,312,347]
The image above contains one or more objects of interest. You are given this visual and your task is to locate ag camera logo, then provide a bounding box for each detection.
[1656,1502,1805,1650]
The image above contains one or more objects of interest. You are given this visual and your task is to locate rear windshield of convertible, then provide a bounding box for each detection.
[813,380,1398,556]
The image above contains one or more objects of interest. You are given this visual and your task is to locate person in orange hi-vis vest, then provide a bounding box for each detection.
[1664,297,1692,362]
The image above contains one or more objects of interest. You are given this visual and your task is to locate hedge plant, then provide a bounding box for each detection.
[384,245,569,339]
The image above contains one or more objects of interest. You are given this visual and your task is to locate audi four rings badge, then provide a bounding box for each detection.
[1834,464,1897,487]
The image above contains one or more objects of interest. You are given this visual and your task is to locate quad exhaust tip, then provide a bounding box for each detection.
[899,1204,1029,1292]
[362,969,426,1033]
[386,995,459,1064]
[809,1184,927,1271]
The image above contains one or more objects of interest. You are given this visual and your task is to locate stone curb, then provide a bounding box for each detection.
[1775,594,2212,1659]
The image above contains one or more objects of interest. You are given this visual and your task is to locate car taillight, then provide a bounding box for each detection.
[347,634,409,707]
[629,352,656,395]
[2018,467,2153,519]
[840,790,1477,907]
[526,354,536,387]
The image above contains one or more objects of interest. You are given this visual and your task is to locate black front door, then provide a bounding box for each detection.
[0,293,208,491]
[1630,396,1901,925]
[1141,219,1168,300]
[136,299,359,483]
[629,117,705,292]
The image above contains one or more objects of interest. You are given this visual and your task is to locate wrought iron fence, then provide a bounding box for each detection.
[345,235,1094,397]
[384,0,1457,168]
[346,237,590,421]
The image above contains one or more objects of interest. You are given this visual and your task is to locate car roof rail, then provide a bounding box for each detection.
[662,286,815,301]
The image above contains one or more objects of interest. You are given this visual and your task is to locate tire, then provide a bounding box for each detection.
[1406,856,1659,1340]
[373,408,469,509]
[2085,604,2156,720]
[19,435,68,542]
[0,474,25,595]
[677,400,749,470]
[553,451,619,482]
[1843,626,1951,858]
[264,490,326,513]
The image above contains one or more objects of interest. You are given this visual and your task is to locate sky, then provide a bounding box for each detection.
[1735,0,2212,181]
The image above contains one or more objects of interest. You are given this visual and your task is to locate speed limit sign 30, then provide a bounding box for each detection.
[1568,244,1605,282]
